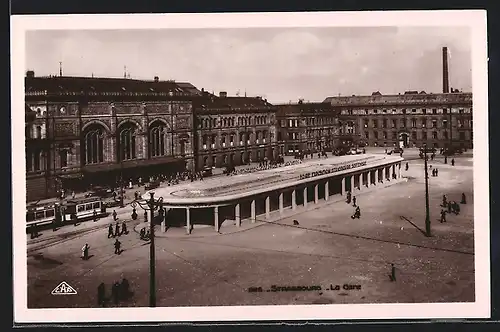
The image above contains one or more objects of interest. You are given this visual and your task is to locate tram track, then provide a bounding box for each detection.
[27,218,137,254]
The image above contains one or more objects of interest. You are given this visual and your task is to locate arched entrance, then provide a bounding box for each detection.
[398,132,409,148]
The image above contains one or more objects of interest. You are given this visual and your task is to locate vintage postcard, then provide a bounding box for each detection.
[11,10,489,323]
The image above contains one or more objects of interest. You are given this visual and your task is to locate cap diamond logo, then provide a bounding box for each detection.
[51,281,77,295]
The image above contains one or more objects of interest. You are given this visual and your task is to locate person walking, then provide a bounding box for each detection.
[112,210,117,221]
[114,239,121,254]
[405,162,409,171]
[461,192,467,204]
[440,209,447,223]
[97,283,106,307]
[115,222,121,237]
[121,221,128,235]
[352,196,357,207]
[81,243,90,260]
[93,209,98,222]
[389,263,396,282]
[107,224,114,238]
[451,158,455,166]
[444,156,448,164]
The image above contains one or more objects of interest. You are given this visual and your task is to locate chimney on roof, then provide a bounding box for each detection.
[219,91,227,98]
[154,76,159,82]
[59,62,63,77]
[26,70,35,78]
[443,47,450,93]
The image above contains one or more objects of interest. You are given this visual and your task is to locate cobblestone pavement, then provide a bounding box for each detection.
[26,156,474,308]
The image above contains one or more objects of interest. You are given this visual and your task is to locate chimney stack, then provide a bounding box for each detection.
[442,47,449,93]
[219,91,227,98]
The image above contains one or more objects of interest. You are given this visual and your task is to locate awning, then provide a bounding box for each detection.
[82,157,184,173]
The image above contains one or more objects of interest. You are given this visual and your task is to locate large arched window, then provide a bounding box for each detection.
[118,123,137,161]
[149,121,166,157]
[83,125,105,164]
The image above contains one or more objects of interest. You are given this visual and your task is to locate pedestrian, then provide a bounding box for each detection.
[352,196,357,207]
[442,194,447,207]
[444,156,448,164]
[81,243,90,260]
[120,278,130,300]
[131,208,138,220]
[71,191,76,199]
[111,282,120,304]
[436,168,439,177]
[145,229,150,240]
[405,162,409,171]
[451,158,455,166]
[390,263,396,282]
[461,192,467,204]
[115,222,120,236]
[112,210,117,221]
[440,209,447,223]
[71,212,78,226]
[97,283,106,307]
[122,221,128,235]
[140,227,146,240]
[113,191,117,201]
[108,224,114,238]
[93,209,98,222]
[114,239,121,254]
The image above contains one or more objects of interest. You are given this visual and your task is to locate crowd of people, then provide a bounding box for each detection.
[225,159,303,176]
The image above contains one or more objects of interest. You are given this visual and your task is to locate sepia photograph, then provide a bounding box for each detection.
[11,11,489,323]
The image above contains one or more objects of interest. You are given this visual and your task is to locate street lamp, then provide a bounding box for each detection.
[133,192,164,307]
[423,143,431,237]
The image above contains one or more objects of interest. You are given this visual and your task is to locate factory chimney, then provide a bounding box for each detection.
[442,47,449,93]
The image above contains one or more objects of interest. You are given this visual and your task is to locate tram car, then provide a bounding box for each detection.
[26,204,60,229]
[62,197,108,222]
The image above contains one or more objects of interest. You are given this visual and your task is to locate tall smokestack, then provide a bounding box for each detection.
[442,47,449,93]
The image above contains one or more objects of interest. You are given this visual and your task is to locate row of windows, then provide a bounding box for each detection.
[201,149,271,167]
[199,115,269,129]
[365,118,471,129]
[84,122,186,165]
[363,130,468,140]
[343,108,470,115]
[201,131,270,149]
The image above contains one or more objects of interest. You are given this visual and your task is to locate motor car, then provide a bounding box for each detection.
[86,186,114,198]
[201,166,213,177]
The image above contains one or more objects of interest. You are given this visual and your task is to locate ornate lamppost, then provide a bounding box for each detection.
[132,192,164,307]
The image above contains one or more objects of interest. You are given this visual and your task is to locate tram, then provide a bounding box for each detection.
[26,204,60,228]
[63,197,108,222]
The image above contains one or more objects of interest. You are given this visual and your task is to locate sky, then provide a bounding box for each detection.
[25,27,472,104]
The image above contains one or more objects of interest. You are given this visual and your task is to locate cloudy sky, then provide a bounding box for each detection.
[26,27,471,103]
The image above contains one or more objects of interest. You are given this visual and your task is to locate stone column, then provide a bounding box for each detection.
[160,208,166,233]
[292,189,297,210]
[265,196,270,219]
[279,192,284,214]
[186,208,191,235]
[398,163,402,178]
[367,171,371,187]
[341,177,345,195]
[235,203,241,227]
[251,199,256,223]
[350,175,355,193]
[214,206,219,232]
[303,187,308,208]
[378,169,382,183]
[325,181,329,201]
[314,184,319,204]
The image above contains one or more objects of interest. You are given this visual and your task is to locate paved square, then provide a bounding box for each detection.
[27,156,474,308]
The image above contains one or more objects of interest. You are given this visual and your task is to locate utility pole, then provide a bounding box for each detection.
[423,143,431,237]
[149,191,156,307]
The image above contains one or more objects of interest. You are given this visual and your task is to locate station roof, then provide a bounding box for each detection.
[146,154,403,206]
[25,75,203,96]
[323,91,473,107]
